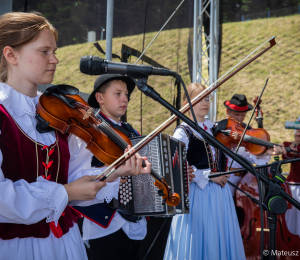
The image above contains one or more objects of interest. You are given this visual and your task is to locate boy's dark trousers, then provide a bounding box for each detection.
[89,228,142,260]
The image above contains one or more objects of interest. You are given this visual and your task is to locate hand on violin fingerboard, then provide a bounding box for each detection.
[111,146,151,179]
[265,145,287,156]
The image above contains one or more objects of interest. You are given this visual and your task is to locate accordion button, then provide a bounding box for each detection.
[129,196,132,200]
[120,200,123,203]
[124,201,127,205]
[128,179,131,182]
[105,216,108,219]
[126,190,129,193]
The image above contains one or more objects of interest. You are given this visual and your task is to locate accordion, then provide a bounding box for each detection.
[111,133,190,216]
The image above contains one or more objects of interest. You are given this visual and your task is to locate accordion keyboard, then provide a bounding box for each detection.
[119,176,133,206]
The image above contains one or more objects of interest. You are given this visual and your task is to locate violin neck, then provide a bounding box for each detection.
[256,117,263,128]
[243,134,294,153]
[95,111,163,182]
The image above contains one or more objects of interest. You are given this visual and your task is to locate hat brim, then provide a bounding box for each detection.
[224,100,253,112]
[88,75,136,108]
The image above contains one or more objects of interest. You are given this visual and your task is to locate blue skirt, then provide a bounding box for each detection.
[164,182,246,260]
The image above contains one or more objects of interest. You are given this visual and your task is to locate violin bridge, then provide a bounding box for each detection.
[83,108,93,120]
[256,228,270,232]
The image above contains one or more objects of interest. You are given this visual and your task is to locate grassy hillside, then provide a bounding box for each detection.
[54,15,300,171]
[54,28,190,136]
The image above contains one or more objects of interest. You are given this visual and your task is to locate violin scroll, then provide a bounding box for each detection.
[154,179,180,207]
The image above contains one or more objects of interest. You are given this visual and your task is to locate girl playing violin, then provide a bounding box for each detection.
[0,12,150,260]
[163,83,246,260]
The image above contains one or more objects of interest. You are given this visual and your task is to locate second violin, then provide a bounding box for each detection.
[214,118,298,156]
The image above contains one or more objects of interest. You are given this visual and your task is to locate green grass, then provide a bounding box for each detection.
[54,15,300,172]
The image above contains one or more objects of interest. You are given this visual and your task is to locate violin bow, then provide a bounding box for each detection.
[227,78,269,171]
[93,36,277,181]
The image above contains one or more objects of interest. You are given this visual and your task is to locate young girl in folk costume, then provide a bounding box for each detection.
[282,116,300,237]
[164,83,246,260]
[0,12,150,260]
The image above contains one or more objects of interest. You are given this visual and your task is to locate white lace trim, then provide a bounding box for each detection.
[253,154,271,165]
[96,178,120,203]
[0,83,40,117]
[37,176,68,225]
[192,168,211,190]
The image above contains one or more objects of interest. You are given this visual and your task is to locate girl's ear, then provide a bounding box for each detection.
[95,92,104,104]
[3,46,18,66]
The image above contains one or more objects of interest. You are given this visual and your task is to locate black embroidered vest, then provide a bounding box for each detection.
[177,125,227,172]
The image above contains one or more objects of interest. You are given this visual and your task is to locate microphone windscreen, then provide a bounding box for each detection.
[80,56,104,75]
[285,121,300,130]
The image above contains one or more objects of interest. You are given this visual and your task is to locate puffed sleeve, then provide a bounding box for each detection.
[228,147,270,168]
[0,148,68,225]
[67,135,119,206]
[173,127,210,190]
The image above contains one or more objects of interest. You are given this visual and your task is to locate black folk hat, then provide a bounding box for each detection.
[88,74,136,108]
[224,94,253,112]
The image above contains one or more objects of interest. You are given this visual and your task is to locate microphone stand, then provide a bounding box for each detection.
[134,77,300,209]
[133,76,300,260]
[209,157,300,178]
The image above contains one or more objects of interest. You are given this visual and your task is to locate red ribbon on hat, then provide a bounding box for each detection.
[225,100,248,111]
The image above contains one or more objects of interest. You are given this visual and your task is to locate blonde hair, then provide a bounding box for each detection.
[182,83,206,105]
[0,12,58,82]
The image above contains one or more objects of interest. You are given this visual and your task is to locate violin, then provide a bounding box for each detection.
[214,118,299,156]
[36,85,180,207]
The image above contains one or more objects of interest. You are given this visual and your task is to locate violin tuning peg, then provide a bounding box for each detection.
[158,189,164,196]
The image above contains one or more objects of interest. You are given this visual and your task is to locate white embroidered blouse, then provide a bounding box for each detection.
[0,83,119,260]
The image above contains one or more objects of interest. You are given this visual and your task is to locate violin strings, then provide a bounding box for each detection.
[234,132,279,148]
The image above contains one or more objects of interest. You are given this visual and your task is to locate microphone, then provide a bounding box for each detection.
[80,55,176,77]
[285,121,300,130]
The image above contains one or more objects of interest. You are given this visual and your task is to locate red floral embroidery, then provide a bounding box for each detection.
[42,160,53,170]
[48,148,55,156]
[49,221,63,238]
[41,174,51,180]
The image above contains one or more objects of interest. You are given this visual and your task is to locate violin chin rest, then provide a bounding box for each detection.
[44,84,79,96]
[56,84,79,95]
